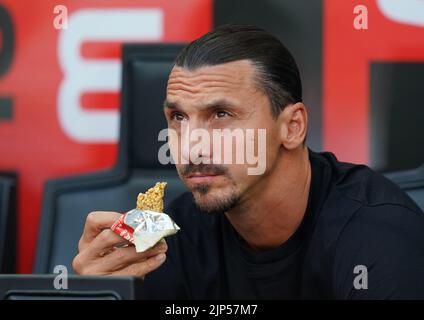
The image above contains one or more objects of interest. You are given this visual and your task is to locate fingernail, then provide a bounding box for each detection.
[155,253,166,262]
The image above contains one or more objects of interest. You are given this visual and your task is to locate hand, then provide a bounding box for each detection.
[73,211,168,278]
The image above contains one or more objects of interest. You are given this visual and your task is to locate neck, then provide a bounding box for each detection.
[226,147,311,251]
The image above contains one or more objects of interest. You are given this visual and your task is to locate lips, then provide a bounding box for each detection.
[186,172,222,183]
[187,172,219,178]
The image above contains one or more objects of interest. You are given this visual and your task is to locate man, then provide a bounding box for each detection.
[73,25,424,299]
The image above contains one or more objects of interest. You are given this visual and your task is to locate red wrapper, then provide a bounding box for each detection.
[111,214,135,243]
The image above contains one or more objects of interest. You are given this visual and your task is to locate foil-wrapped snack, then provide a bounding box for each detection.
[111,208,180,252]
[110,182,180,252]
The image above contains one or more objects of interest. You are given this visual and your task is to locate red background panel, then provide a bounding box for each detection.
[324,0,424,164]
[0,0,212,273]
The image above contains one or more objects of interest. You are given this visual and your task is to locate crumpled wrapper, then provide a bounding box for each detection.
[111,208,180,252]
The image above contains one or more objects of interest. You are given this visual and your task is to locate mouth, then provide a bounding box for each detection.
[186,172,222,183]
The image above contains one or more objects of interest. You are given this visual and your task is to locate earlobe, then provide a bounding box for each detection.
[279,103,308,150]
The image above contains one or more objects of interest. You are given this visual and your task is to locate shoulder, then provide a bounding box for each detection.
[315,151,424,298]
[318,150,424,238]
[313,151,421,213]
[335,203,424,255]
[309,152,424,298]
[312,150,424,245]
[309,151,422,237]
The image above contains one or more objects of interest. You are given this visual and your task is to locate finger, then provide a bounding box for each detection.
[90,229,131,253]
[79,211,122,251]
[74,238,167,275]
[113,253,167,277]
[100,241,168,271]
[78,229,130,263]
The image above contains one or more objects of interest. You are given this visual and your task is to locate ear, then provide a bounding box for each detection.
[277,102,308,150]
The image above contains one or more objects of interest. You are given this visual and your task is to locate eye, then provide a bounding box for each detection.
[170,112,186,122]
[215,110,231,119]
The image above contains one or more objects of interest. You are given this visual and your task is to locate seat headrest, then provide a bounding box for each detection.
[119,44,186,169]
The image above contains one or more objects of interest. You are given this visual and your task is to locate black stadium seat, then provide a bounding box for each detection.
[34,44,188,274]
[0,173,16,273]
[386,165,424,211]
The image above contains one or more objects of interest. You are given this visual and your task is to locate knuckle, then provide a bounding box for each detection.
[147,254,165,270]
[72,255,84,274]
[73,255,102,276]
[81,266,97,275]
[86,211,99,225]
[147,243,166,254]
[116,248,141,267]
[145,259,155,270]
[97,229,120,248]
[132,263,150,277]
[77,238,85,252]
[114,248,130,262]
[157,240,168,251]
[98,229,112,242]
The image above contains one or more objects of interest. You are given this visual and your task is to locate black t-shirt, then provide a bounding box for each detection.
[143,150,424,299]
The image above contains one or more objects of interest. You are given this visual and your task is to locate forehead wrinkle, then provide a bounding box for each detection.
[166,61,259,108]
[169,62,254,87]
[167,80,244,96]
[169,69,248,81]
[167,74,251,99]
[168,73,248,88]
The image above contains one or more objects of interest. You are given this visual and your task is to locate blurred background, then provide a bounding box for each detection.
[0,0,423,274]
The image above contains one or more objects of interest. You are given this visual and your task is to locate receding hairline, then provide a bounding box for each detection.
[170,58,270,96]
[171,58,260,84]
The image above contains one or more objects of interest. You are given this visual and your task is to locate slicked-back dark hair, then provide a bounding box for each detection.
[174,24,302,118]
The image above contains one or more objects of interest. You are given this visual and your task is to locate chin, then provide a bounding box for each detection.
[190,185,239,214]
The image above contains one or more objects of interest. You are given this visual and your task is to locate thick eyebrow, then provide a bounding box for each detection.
[163,98,239,111]
[203,98,239,111]
[163,99,179,110]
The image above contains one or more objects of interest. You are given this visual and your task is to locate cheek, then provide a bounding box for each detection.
[168,133,180,162]
[263,125,280,159]
[175,164,184,177]
[225,163,252,184]
[223,164,263,197]
[268,131,281,155]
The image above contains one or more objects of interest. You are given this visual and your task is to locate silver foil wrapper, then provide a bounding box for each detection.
[123,208,180,252]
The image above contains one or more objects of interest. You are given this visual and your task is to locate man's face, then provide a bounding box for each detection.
[164,60,282,213]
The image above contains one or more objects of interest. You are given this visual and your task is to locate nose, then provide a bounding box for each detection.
[180,120,212,164]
